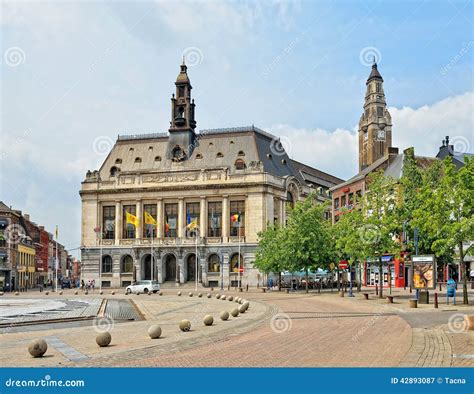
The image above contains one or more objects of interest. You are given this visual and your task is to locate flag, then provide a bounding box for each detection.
[187,218,198,230]
[55,225,58,239]
[186,211,191,226]
[165,218,170,235]
[144,211,156,226]
[230,214,239,222]
[125,211,139,227]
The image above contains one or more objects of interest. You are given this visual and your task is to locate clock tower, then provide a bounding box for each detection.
[358,62,392,172]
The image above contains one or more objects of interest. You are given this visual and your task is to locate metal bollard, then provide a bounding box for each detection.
[434,292,438,308]
[375,284,378,296]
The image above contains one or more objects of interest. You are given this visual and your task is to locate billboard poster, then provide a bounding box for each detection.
[412,255,436,289]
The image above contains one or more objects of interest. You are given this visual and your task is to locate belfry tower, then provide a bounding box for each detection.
[358,62,392,172]
[167,59,197,162]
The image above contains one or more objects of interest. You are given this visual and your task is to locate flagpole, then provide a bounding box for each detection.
[195,226,198,292]
[99,230,102,293]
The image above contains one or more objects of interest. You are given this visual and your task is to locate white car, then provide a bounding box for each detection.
[126,280,160,294]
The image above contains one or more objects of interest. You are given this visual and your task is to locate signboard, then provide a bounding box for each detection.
[338,261,348,270]
[329,262,335,271]
[412,255,436,289]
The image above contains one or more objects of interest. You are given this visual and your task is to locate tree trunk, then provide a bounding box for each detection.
[379,257,383,299]
[358,261,362,292]
[305,268,309,293]
[278,271,282,292]
[460,242,469,305]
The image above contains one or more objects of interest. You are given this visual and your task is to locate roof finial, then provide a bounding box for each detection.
[372,56,377,66]
[182,55,186,66]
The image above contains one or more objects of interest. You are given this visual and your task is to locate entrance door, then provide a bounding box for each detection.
[165,255,176,281]
[187,254,196,282]
[143,255,152,280]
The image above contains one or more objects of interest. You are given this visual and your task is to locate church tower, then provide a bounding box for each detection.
[167,59,197,162]
[358,62,392,172]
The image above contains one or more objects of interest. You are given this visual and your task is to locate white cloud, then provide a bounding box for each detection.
[268,91,473,180]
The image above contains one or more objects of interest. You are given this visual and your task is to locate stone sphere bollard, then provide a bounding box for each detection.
[207,293,211,298]
[221,295,226,300]
[0,291,4,296]
[85,291,88,295]
[148,292,152,296]
[59,291,63,295]
[243,301,250,310]
[148,325,162,339]
[216,294,221,299]
[239,305,246,314]
[189,292,193,297]
[74,291,78,295]
[228,296,234,301]
[230,308,239,317]
[96,332,112,347]
[45,291,49,295]
[111,291,115,295]
[198,293,202,298]
[179,319,191,332]
[177,291,182,296]
[239,298,244,304]
[15,291,19,296]
[159,291,163,296]
[203,315,214,326]
[235,297,240,303]
[99,291,103,295]
[28,339,48,358]
[220,311,229,321]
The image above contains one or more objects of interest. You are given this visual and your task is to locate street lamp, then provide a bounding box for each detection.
[220,253,224,291]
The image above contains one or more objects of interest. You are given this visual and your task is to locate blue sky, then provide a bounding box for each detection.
[1,0,473,256]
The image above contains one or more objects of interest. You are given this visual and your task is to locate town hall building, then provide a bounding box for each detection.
[79,61,343,288]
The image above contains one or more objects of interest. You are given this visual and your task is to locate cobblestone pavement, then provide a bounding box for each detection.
[0,288,472,367]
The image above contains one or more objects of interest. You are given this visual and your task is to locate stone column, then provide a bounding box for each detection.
[200,196,207,238]
[136,200,142,239]
[157,256,163,283]
[178,198,184,238]
[178,257,185,284]
[115,200,122,244]
[157,199,163,239]
[222,253,229,288]
[222,195,229,241]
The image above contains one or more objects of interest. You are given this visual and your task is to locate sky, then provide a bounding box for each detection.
[1,0,473,257]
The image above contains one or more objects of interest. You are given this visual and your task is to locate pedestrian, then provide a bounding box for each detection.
[81,279,85,291]
[92,279,95,291]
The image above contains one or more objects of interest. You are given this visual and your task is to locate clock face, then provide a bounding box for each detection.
[377,129,386,141]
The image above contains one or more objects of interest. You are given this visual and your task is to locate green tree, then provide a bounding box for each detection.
[361,170,401,298]
[413,156,474,304]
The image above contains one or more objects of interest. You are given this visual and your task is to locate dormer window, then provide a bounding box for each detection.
[135,157,142,163]
[148,146,153,151]
[230,140,234,144]
[238,150,245,156]
[209,142,214,147]
[216,152,223,158]
[235,159,246,170]
[110,166,119,177]
[267,153,273,159]
[115,158,122,164]
[154,156,162,162]
[196,153,203,159]
[281,159,287,165]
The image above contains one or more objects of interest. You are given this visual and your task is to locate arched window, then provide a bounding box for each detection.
[178,107,185,118]
[234,159,246,170]
[148,146,153,151]
[172,146,185,161]
[196,153,203,159]
[287,191,295,209]
[216,152,223,158]
[155,156,162,162]
[115,158,122,164]
[110,166,119,177]
[208,254,220,273]
[121,255,133,273]
[230,254,243,273]
[102,255,113,273]
[238,150,245,156]
[129,147,134,152]
[134,157,142,163]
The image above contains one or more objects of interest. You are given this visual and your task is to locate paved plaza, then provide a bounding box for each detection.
[0,288,473,368]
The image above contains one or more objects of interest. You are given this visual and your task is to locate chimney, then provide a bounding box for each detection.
[24,213,30,221]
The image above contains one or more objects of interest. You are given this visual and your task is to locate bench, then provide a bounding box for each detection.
[362,292,369,300]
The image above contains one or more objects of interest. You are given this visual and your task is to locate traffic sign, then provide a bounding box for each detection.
[338,261,349,270]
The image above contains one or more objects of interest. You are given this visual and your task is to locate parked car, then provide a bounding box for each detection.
[61,278,71,289]
[126,280,160,294]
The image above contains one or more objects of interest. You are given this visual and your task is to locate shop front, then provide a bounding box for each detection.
[364,255,406,288]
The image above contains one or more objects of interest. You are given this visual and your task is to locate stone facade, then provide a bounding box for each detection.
[80,62,343,288]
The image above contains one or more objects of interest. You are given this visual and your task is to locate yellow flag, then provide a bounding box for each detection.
[144,211,156,226]
[125,211,139,227]
[186,218,198,230]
